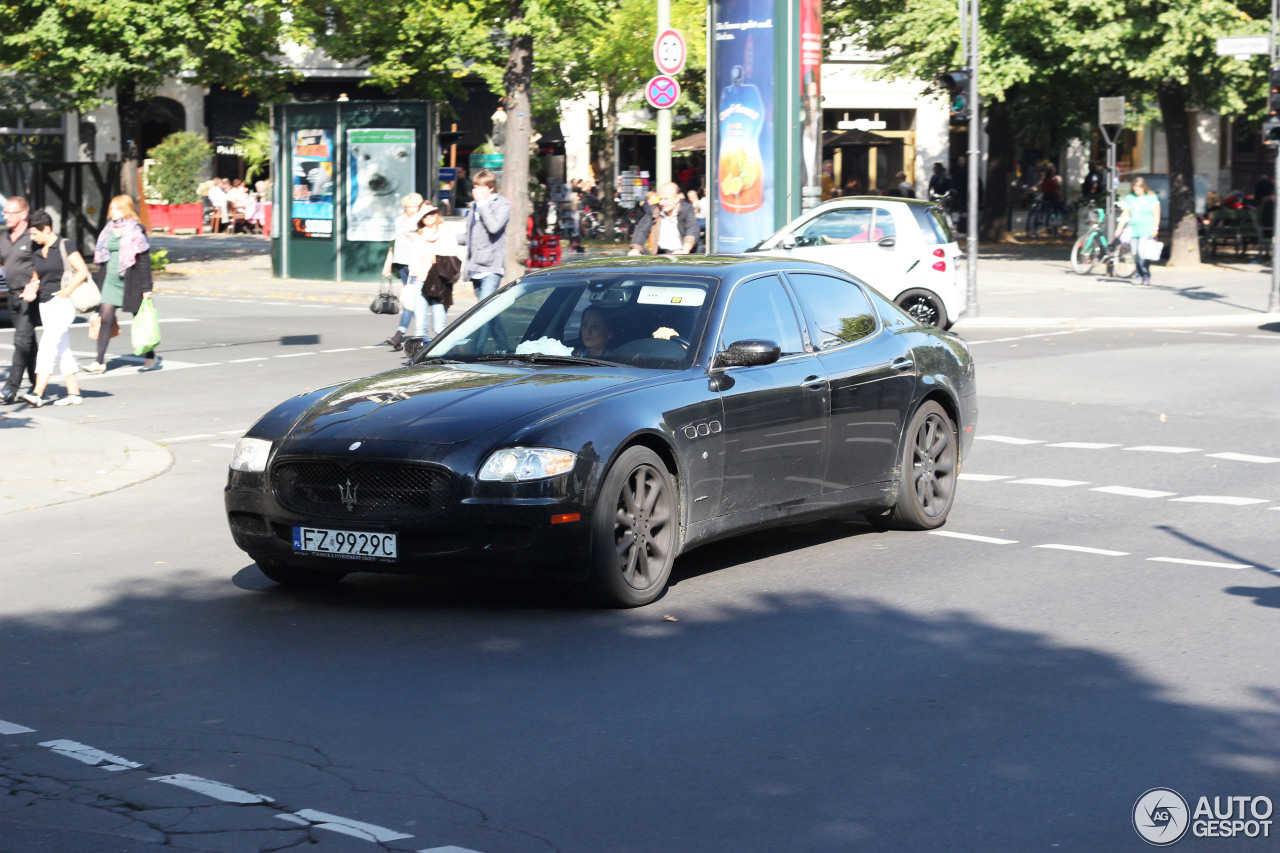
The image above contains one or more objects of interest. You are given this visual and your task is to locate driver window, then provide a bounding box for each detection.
[872,208,896,239]
[799,207,874,245]
[719,277,805,357]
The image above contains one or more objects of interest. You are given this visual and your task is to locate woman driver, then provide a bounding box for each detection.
[574,307,613,358]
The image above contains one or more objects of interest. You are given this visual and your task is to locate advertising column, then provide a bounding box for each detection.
[799,0,823,211]
[291,128,335,239]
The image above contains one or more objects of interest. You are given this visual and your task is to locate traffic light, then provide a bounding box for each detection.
[941,69,971,121]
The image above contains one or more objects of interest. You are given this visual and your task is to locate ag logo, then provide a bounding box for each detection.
[1134,788,1190,845]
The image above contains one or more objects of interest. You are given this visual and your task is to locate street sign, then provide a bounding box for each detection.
[1215,35,1270,57]
[1099,96,1125,126]
[654,28,687,76]
[645,75,681,110]
[837,119,887,131]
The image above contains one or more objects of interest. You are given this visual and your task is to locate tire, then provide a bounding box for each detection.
[1070,235,1099,275]
[1111,240,1137,279]
[579,446,679,607]
[256,558,347,588]
[896,289,949,329]
[888,401,958,530]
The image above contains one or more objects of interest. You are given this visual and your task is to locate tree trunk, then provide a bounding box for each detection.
[1156,78,1201,266]
[980,98,1012,242]
[117,79,142,202]
[599,93,619,239]
[501,0,533,283]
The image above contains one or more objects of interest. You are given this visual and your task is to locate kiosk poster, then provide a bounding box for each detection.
[346,128,416,242]
[799,0,823,200]
[713,0,774,252]
[292,128,334,239]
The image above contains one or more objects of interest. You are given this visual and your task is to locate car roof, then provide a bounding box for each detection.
[527,254,853,284]
[809,196,937,210]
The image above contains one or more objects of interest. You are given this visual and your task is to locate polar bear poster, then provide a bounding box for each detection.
[347,128,417,241]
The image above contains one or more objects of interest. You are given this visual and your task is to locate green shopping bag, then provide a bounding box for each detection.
[132,297,162,355]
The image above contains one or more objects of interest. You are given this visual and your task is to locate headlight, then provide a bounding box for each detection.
[478,447,577,482]
[230,437,272,472]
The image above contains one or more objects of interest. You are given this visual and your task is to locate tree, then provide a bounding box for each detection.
[0,0,293,200]
[147,132,212,205]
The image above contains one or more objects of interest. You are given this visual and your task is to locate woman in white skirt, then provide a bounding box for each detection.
[20,210,92,407]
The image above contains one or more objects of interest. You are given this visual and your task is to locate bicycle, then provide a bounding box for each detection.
[1069,204,1136,278]
[1026,191,1073,238]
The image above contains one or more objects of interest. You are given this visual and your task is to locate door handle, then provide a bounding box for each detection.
[801,375,826,391]
[891,358,914,371]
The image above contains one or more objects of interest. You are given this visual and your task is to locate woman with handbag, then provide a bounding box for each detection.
[1116,176,1161,286]
[380,193,426,350]
[407,204,461,341]
[82,195,159,374]
[19,211,91,407]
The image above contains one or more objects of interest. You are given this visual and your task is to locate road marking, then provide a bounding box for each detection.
[1009,478,1090,487]
[1154,329,1193,334]
[966,330,1083,345]
[210,443,236,449]
[361,345,384,349]
[322,347,359,353]
[927,531,1018,544]
[165,434,217,442]
[264,302,294,306]
[976,435,1043,445]
[1148,557,1253,569]
[275,352,316,358]
[1199,331,1237,337]
[1247,334,1280,340]
[1126,445,1202,453]
[219,429,249,435]
[151,773,274,804]
[419,847,487,853]
[1206,452,1280,464]
[1170,495,1269,506]
[39,740,141,771]
[0,719,35,734]
[958,473,1014,481]
[1047,442,1121,449]
[278,810,414,843]
[1090,485,1178,498]
[1034,544,1130,556]
[229,357,269,362]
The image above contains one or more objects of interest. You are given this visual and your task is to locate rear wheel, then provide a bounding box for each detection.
[256,558,347,588]
[888,401,958,530]
[1070,234,1100,275]
[578,447,679,607]
[896,289,949,329]
[1111,240,1137,279]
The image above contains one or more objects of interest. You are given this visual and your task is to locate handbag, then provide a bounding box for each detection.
[62,239,102,313]
[88,314,121,341]
[131,297,161,355]
[370,278,400,315]
[1141,239,1164,261]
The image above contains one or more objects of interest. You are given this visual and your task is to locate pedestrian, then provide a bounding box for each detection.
[1115,176,1161,286]
[688,188,707,250]
[207,178,228,234]
[0,196,39,405]
[19,210,91,407]
[1081,163,1104,203]
[453,166,472,209]
[1039,163,1065,219]
[380,192,426,350]
[628,182,699,256]
[927,163,952,201]
[407,203,461,341]
[82,195,159,375]
[460,169,510,350]
[896,171,915,199]
[821,160,836,200]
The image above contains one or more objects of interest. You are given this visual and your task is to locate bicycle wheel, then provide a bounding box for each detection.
[1026,207,1041,238]
[1070,234,1100,275]
[1110,240,1137,279]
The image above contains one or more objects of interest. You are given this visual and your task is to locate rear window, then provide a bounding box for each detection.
[910,204,955,245]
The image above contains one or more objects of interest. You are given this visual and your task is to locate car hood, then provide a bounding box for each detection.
[285,364,640,444]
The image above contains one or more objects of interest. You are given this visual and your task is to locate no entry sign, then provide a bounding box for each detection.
[645,75,681,110]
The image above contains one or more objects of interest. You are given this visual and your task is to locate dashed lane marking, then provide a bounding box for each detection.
[166,434,217,442]
[39,739,141,771]
[1154,329,1194,334]
[151,774,274,804]
[275,352,317,358]
[1047,442,1121,449]
[278,810,414,843]
[976,435,1043,445]
[1206,452,1280,464]
[322,347,360,353]
[927,531,1019,544]
[965,330,1084,345]
[0,719,35,734]
[229,357,269,362]
[1008,478,1090,487]
[1034,544,1129,556]
[958,473,1013,481]
[1199,331,1237,337]
[1148,557,1253,569]
[1169,495,1270,506]
[210,443,236,449]
[1124,446,1203,453]
[1090,485,1178,499]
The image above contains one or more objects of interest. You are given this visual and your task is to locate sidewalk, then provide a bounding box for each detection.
[3,232,1277,514]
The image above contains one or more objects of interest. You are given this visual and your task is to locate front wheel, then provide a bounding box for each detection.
[887,401,958,530]
[896,289,950,330]
[578,446,679,607]
[1070,235,1100,275]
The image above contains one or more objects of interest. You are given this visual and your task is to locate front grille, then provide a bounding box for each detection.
[271,458,452,520]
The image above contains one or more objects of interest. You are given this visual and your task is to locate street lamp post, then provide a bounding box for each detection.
[965,0,979,318]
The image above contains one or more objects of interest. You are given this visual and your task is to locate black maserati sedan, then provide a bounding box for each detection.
[225,256,977,607]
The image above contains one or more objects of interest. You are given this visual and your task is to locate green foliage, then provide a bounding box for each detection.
[149,248,169,272]
[235,121,272,184]
[146,132,212,205]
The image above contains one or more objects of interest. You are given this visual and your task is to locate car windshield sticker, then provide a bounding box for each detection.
[637,286,706,306]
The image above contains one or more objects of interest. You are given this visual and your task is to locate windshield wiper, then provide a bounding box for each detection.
[477,353,613,366]
[415,357,466,364]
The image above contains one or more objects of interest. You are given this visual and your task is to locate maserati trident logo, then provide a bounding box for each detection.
[338,478,358,512]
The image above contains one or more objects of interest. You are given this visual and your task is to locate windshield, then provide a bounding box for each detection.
[420,271,718,371]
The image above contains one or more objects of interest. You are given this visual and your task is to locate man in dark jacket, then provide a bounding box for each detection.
[628,182,699,255]
[0,196,38,404]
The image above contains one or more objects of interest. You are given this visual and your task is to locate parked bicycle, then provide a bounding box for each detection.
[1070,204,1136,278]
[1026,191,1077,238]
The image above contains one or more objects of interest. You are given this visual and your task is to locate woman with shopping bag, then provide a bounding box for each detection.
[1116,177,1162,286]
[82,195,160,374]
[19,211,92,407]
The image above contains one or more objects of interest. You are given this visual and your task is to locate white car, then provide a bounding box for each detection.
[745,197,965,329]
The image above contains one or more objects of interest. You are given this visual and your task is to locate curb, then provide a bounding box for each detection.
[954,313,1280,330]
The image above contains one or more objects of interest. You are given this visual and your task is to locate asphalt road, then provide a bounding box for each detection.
[2,295,1279,852]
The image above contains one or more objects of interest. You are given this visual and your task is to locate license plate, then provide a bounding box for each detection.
[292,526,397,562]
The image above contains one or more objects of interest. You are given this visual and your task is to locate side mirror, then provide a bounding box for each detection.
[717,339,781,368]
[877,236,896,248]
[780,235,797,250]
[402,336,429,360]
